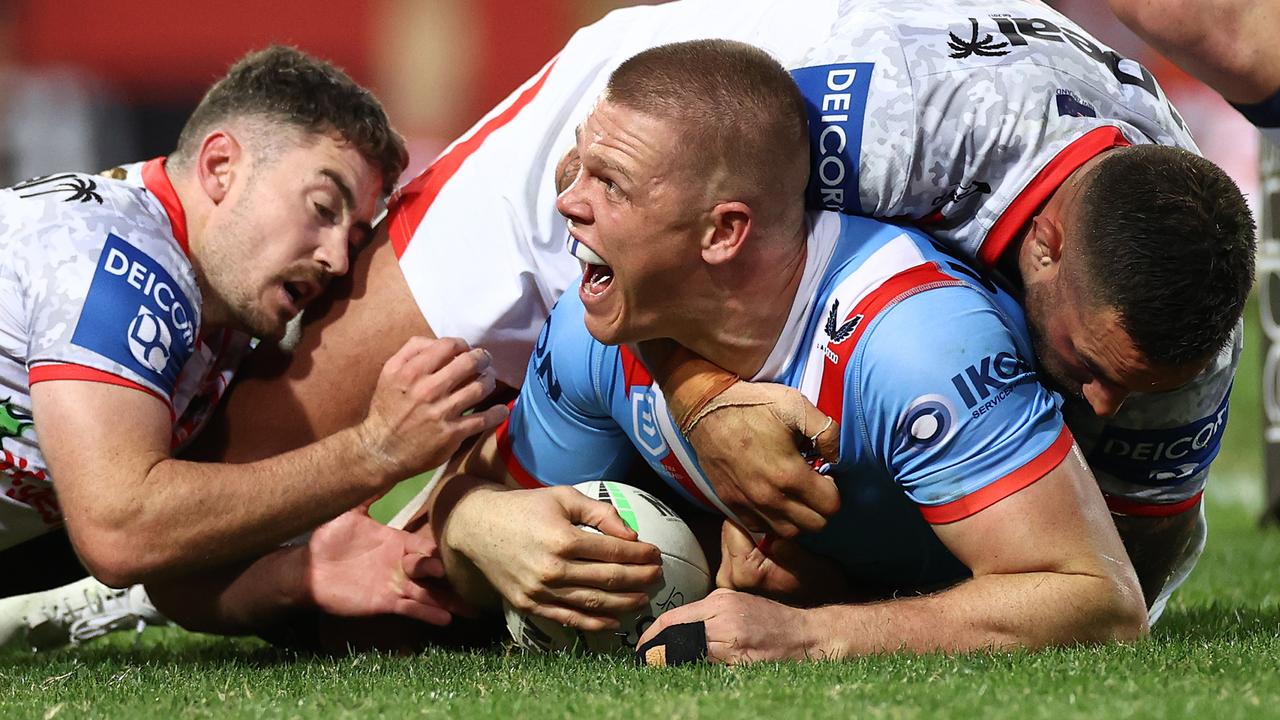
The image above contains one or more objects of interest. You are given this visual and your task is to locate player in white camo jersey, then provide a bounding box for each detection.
[0,47,507,638]
[163,0,1253,641]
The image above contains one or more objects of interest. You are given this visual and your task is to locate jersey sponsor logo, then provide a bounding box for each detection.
[72,234,196,393]
[950,351,1032,417]
[932,181,991,209]
[792,63,873,214]
[947,18,1011,59]
[127,306,173,373]
[895,394,956,451]
[924,182,993,228]
[1088,393,1230,486]
[13,173,103,204]
[823,299,862,345]
[969,15,1187,132]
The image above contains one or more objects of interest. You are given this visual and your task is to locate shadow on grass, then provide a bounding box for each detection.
[1154,603,1280,643]
[0,632,305,673]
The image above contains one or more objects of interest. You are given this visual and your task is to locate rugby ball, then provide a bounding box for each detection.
[504,480,710,653]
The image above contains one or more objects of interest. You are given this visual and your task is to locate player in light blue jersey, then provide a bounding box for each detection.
[507,213,1072,595]
[428,40,1150,661]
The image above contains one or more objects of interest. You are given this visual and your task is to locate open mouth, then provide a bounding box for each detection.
[280,278,319,313]
[283,281,305,305]
[567,236,613,297]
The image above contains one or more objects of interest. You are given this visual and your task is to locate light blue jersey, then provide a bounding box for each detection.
[499,212,1070,591]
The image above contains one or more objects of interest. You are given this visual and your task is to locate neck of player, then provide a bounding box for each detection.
[671,221,809,379]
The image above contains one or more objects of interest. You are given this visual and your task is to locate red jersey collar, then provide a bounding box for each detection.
[978,126,1130,268]
[140,157,191,257]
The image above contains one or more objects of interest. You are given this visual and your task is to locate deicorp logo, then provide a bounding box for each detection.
[72,234,196,394]
[791,62,873,214]
[1088,393,1230,486]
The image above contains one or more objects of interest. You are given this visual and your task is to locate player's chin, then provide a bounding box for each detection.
[583,308,628,347]
[237,304,290,343]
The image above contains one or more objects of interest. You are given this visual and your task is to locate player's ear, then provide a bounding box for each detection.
[702,201,752,265]
[1025,214,1065,277]
[195,130,241,205]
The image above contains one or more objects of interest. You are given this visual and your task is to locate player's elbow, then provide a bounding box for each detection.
[1081,569,1150,644]
[70,521,181,588]
[75,541,146,588]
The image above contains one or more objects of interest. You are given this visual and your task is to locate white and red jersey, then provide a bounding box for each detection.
[0,160,253,550]
[389,0,1232,514]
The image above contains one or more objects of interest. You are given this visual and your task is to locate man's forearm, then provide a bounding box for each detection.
[431,473,506,612]
[86,425,392,585]
[146,545,309,637]
[809,571,1148,658]
[641,341,739,433]
[1108,0,1280,103]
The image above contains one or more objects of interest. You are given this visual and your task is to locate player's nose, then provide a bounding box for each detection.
[315,230,350,277]
[555,180,592,225]
[1082,381,1127,418]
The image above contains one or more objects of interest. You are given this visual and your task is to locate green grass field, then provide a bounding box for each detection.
[2,302,1277,719]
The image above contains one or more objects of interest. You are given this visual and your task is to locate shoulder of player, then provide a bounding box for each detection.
[852,280,1021,387]
[4,172,175,249]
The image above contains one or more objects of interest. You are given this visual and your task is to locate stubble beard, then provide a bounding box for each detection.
[199,200,288,341]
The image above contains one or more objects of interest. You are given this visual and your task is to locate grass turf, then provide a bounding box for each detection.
[1,302,1277,718]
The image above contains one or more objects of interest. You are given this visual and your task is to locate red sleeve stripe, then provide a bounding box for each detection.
[29,362,172,409]
[815,263,966,424]
[493,400,544,490]
[977,127,1130,268]
[388,58,558,259]
[919,424,1075,525]
[1104,491,1203,517]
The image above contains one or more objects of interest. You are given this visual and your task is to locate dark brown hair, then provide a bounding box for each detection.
[1076,144,1256,365]
[173,46,407,195]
